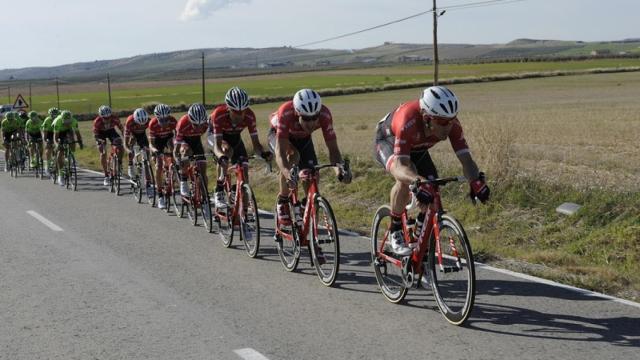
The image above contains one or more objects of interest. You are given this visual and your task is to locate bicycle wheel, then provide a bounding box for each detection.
[187,178,198,226]
[428,214,476,325]
[144,160,156,207]
[68,152,77,191]
[371,205,408,303]
[275,198,300,272]
[170,166,183,217]
[198,174,213,233]
[309,195,340,286]
[217,187,234,247]
[114,155,121,196]
[239,184,260,258]
[35,144,43,179]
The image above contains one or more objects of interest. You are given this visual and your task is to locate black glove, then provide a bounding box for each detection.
[410,179,434,206]
[469,174,490,204]
[337,167,352,184]
[78,140,84,150]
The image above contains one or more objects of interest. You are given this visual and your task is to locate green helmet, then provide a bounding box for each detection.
[6,111,15,120]
[29,111,39,119]
[48,107,60,117]
[61,110,72,120]
[18,111,28,120]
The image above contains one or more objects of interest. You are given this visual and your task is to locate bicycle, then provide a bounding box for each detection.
[7,136,23,178]
[155,152,181,214]
[370,176,476,325]
[28,138,44,179]
[50,140,79,191]
[273,161,348,286]
[130,146,156,206]
[216,155,270,258]
[106,142,122,195]
[177,154,213,233]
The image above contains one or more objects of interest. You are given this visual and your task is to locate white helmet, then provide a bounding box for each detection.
[154,103,171,118]
[133,108,149,125]
[419,86,459,119]
[98,105,112,118]
[293,89,322,117]
[225,87,250,111]
[187,103,208,125]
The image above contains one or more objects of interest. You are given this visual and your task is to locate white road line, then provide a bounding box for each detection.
[233,348,270,360]
[27,210,63,232]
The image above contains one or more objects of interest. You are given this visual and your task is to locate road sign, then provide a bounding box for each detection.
[13,94,29,109]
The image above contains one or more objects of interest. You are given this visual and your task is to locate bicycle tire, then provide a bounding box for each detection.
[239,184,260,258]
[114,155,121,196]
[217,186,233,248]
[133,173,143,203]
[198,174,213,233]
[144,160,156,207]
[310,195,340,286]
[428,214,476,326]
[371,205,408,303]
[68,152,77,191]
[275,198,300,272]
[171,166,183,217]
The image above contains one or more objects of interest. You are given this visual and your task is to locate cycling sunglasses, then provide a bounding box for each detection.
[300,114,319,122]
[430,116,454,126]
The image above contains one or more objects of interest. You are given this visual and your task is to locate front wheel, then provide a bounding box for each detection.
[68,152,77,191]
[428,214,476,326]
[371,205,408,303]
[275,198,300,271]
[198,174,213,233]
[217,186,234,248]
[310,195,340,286]
[170,166,183,217]
[239,184,260,258]
[143,160,156,207]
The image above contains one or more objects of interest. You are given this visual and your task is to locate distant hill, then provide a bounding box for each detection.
[1,38,639,82]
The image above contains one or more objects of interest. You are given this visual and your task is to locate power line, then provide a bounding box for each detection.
[293,0,527,48]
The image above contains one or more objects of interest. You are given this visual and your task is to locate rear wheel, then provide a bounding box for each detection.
[275,198,300,272]
[428,214,475,326]
[371,205,408,303]
[170,166,183,217]
[114,155,121,196]
[217,186,234,247]
[144,160,156,207]
[199,174,213,233]
[239,184,260,258]
[310,195,340,286]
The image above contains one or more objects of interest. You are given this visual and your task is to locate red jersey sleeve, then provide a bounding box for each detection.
[175,115,188,142]
[448,120,470,155]
[124,115,134,136]
[276,102,294,140]
[318,106,337,142]
[245,109,258,137]
[391,103,419,157]
[210,106,225,138]
[92,116,102,135]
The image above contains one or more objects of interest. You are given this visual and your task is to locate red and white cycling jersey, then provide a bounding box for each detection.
[209,104,258,138]
[269,101,336,141]
[175,115,208,142]
[148,116,177,139]
[384,100,469,158]
[124,115,148,136]
[92,115,123,135]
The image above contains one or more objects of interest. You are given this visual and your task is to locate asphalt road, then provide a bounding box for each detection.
[1,166,638,360]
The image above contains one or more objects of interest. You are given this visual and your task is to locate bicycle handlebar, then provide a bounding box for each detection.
[406,175,467,211]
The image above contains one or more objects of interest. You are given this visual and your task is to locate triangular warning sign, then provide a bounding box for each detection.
[13,94,29,109]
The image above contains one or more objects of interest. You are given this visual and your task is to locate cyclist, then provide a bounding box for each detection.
[269,89,351,226]
[52,110,84,186]
[93,105,124,186]
[207,87,272,209]
[25,111,43,169]
[373,85,490,256]
[124,108,150,178]
[1,112,21,171]
[174,103,209,197]
[148,104,177,209]
[42,107,60,176]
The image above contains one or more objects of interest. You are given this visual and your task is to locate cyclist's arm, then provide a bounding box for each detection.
[275,136,293,180]
[456,152,480,181]
[390,156,422,185]
[325,138,344,177]
[249,134,265,156]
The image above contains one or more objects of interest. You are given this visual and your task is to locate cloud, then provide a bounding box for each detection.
[179,0,252,21]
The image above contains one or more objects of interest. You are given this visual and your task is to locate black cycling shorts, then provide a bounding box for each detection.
[2,131,16,145]
[131,133,149,149]
[221,133,248,165]
[94,128,121,144]
[28,132,43,143]
[180,136,206,162]
[268,128,317,170]
[151,136,173,155]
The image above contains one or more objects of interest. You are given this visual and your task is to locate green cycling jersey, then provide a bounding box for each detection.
[52,115,78,132]
[25,118,43,134]
[1,118,21,133]
[41,116,55,132]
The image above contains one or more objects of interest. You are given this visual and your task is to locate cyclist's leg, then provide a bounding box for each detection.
[292,136,317,197]
[109,130,124,168]
[96,134,109,176]
[3,132,12,167]
[44,132,53,170]
[54,132,66,170]
[190,138,207,189]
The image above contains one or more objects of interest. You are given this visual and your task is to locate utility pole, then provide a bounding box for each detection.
[29,82,32,110]
[55,78,60,108]
[107,73,112,108]
[433,0,440,85]
[201,52,206,105]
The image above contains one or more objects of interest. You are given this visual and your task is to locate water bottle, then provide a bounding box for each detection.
[293,202,303,227]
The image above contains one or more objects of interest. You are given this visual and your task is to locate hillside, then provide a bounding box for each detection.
[1,38,639,82]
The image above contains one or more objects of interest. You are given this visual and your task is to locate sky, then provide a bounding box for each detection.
[2,0,639,70]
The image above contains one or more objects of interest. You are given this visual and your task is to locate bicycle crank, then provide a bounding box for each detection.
[401,256,415,288]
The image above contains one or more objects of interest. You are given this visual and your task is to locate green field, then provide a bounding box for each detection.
[70,70,640,301]
[16,58,640,115]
